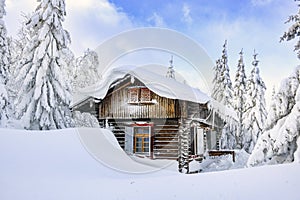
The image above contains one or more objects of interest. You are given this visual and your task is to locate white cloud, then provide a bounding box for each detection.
[65,0,133,55]
[5,0,133,56]
[182,3,193,25]
[147,12,165,27]
[67,0,95,9]
[66,0,130,26]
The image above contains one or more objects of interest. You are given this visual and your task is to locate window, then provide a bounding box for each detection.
[128,87,152,104]
[134,127,151,154]
[128,88,139,103]
[140,88,151,102]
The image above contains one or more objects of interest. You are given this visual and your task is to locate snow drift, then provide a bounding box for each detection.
[0,128,300,200]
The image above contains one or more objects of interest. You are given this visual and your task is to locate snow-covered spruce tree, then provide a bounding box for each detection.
[212,41,236,149]
[15,0,74,130]
[233,49,247,148]
[212,40,233,106]
[74,49,100,91]
[0,0,10,126]
[243,51,267,153]
[265,86,277,129]
[9,14,31,79]
[7,14,32,114]
[59,48,75,92]
[0,0,10,83]
[265,69,299,131]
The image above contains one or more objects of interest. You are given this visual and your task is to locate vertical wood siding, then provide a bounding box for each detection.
[99,87,181,119]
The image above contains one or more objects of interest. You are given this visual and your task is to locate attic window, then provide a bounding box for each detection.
[140,88,151,102]
[128,87,152,104]
[128,88,139,103]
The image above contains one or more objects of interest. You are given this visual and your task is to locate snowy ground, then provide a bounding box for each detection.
[0,128,299,200]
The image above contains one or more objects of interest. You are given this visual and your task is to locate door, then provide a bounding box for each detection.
[207,130,217,150]
[191,127,205,155]
[125,126,134,154]
[196,127,204,155]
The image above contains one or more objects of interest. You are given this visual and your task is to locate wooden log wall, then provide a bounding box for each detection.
[106,118,180,160]
[99,87,181,119]
[153,119,179,159]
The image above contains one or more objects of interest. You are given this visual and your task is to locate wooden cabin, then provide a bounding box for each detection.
[72,66,228,161]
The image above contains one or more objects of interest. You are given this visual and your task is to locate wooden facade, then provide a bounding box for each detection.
[99,81,182,120]
[73,75,224,160]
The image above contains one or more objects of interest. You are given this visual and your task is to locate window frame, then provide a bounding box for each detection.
[133,126,151,155]
[127,87,152,104]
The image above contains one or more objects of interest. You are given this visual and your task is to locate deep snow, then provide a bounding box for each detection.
[0,128,299,200]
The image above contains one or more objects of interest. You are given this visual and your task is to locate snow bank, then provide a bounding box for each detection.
[1,128,300,200]
[198,150,249,173]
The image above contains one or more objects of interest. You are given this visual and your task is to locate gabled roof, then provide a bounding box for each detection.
[72,65,237,121]
[73,65,210,105]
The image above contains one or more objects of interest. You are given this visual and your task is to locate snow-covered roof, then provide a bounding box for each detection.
[73,65,210,105]
[72,65,237,121]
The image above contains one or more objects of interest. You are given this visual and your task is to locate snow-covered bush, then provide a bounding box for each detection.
[73,111,100,128]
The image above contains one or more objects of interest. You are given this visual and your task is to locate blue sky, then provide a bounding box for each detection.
[4,0,300,104]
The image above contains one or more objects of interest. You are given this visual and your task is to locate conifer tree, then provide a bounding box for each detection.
[212,40,233,106]
[243,51,267,153]
[212,41,236,149]
[0,0,9,83]
[15,0,74,130]
[248,66,300,166]
[233,49,247,148]
[0,0,10,126]
[265,86,278,130]
[280,0,300,59]
[74,49,100,91]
